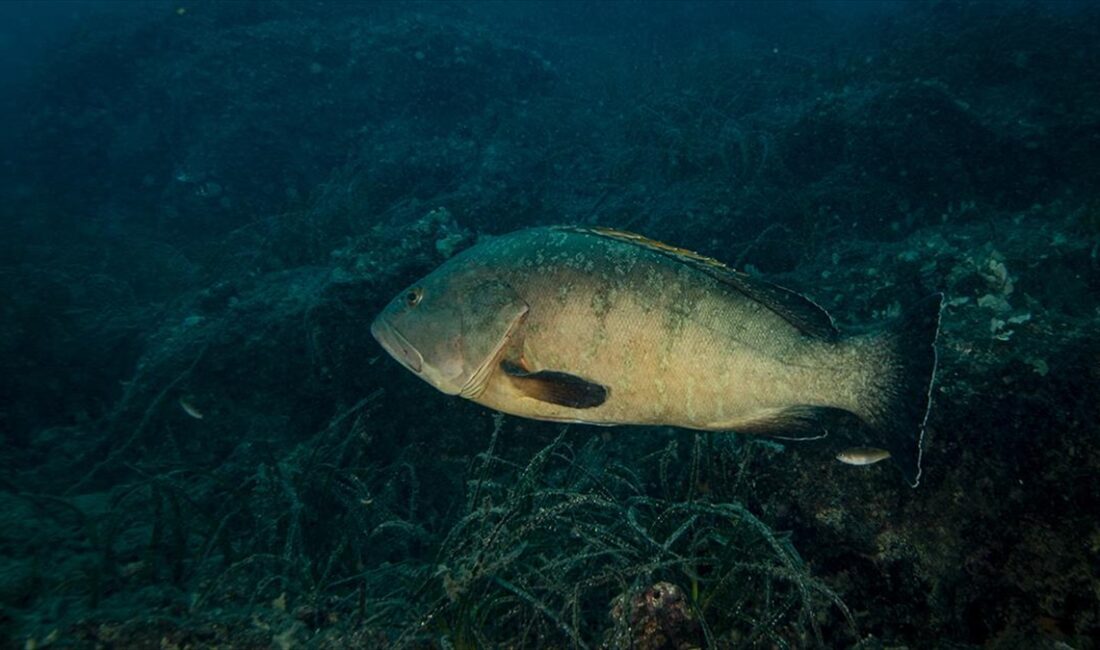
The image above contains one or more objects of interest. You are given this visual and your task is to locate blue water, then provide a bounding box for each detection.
[1,2,1097,647]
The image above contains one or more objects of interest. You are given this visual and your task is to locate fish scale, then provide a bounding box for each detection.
[372,226,942,486]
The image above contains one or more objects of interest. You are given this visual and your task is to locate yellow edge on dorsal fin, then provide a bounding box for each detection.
[560,226,749,276]
[554,225,840,341]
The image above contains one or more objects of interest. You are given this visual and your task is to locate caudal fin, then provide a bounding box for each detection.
[864,293,943,487]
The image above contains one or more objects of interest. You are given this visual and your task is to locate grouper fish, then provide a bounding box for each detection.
[371,226,942,486]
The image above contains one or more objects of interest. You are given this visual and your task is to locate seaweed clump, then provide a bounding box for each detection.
[397,421,853,648]
[5,396,853,648]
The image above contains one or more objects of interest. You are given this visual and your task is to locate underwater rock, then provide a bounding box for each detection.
[2,1,1098,647]
[607,582,702,650]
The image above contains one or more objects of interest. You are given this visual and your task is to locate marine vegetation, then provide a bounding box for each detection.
[398,422,854,648]
[1,2,1098,648]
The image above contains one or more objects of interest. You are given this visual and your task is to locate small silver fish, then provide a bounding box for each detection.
[836,447,892,466]
[179,396,204,420]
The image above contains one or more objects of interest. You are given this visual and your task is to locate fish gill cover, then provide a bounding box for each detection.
[0,1,1098,648]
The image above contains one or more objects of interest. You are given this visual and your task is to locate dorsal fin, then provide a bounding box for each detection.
[557,226,839,340]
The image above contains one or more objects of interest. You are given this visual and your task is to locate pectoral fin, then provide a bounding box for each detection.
[501,360,608,409]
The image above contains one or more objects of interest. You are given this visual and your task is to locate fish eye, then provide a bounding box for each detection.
[405,288,423,307]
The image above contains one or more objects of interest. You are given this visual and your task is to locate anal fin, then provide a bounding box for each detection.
[731,405,842,440]
[501,360,608,409]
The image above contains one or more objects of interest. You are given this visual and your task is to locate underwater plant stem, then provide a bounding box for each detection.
[67,346,208,495]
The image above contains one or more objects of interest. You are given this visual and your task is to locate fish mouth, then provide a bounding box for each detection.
[371,317,423,374]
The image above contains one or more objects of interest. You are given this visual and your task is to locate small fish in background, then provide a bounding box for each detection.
[372,226,942,486]
[179,396,204,420]
[836,447,892,466]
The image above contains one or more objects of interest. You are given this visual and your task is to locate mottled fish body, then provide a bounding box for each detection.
[372,226,941,486]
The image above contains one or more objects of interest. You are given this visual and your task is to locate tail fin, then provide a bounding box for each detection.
[864,293,943,487]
